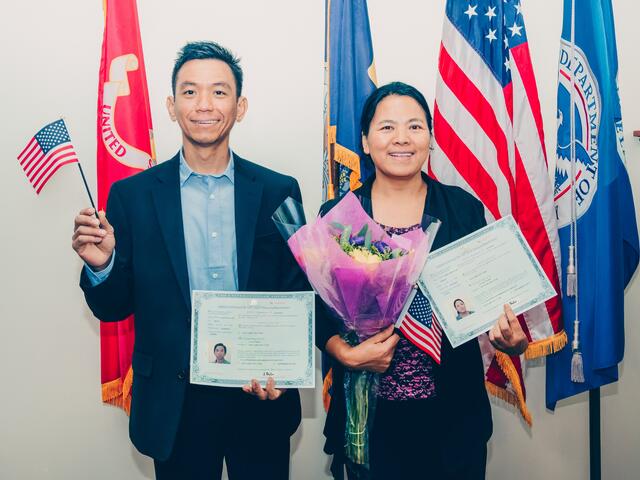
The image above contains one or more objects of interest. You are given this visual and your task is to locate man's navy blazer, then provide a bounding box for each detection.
[81,153,307,461]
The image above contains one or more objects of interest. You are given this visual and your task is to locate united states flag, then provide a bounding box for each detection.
[429,0,565,424]
[17,119,79,194]
[398,288,443,364]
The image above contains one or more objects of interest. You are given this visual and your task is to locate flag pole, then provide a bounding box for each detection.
[76,160,99,217]
[61,118,100,220]
[568,0,601,476]
[589,388,601,480]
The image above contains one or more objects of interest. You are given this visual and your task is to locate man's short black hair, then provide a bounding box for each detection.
[172,41,243,97]
[213,343,227,354]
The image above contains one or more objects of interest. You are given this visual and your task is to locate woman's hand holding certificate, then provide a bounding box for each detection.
[488,304,529,356]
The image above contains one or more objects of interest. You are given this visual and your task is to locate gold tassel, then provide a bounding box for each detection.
[524,330,568,359]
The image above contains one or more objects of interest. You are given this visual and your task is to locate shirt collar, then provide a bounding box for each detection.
[179,148,235,187]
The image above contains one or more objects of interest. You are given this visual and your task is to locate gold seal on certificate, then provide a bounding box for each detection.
[190,291,315,388]
[412,216,557,348]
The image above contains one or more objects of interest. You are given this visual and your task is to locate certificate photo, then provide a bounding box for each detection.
[207,342,232,364]
[190,291,315,388]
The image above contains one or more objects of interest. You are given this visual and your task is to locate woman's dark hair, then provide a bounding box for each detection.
[360,82,433,137]
[172,41,243,96]
[453,299,465,308]
[213,343,227,354]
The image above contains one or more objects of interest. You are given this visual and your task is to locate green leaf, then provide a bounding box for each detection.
[340,225,352,247]
[330,221,345,232]
[391,248,403,258]
[355,224,368,238]
[364,228,372,249]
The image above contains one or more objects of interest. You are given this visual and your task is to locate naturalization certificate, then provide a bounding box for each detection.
[417,215,557,348]
[190,291,315,388]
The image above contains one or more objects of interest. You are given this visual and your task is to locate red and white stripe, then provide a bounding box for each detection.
[399,313,443,364]
[18,138,78,194]
[430,16,562,348]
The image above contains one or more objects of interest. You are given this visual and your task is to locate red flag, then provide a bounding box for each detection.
[430,1,566,424]
[97,0,155,413]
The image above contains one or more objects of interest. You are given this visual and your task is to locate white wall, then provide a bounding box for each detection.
[1,0,639,478]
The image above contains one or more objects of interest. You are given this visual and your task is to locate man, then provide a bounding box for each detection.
[72,41,306,479]
[213,343,230,364]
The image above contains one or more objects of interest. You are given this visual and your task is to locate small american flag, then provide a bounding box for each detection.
[17,119,79,194]
[398,288,443,364]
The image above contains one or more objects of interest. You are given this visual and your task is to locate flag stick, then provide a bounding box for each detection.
[76,161,99,220]
[589,388,601,480]
[61,117,100,221]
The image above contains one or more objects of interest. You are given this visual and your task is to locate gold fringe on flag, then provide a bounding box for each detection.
[327,125,337,144]
[100,366,133,415]
[334,144,360,172]
[322,368,334,412]
[333,143,363,190]
[525,330,568,360]
[493,351,532,426]
[327,124,364,193]
[122,366,133,414]
[484,381,518,408]
[101,377,123,403]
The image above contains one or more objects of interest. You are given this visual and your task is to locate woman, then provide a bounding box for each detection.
[315,82,528,480]
[454,299,475,321]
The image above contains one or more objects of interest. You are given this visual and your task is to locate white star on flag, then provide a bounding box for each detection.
[464,4,478,19]
[515,2,523,15]
[504,58,511,71]
[508,21,523,37]
[504,35,509,48]
[485,6,497,20]
[486,28,497,43]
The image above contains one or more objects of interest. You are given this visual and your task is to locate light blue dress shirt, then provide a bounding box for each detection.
[85,150,239,293]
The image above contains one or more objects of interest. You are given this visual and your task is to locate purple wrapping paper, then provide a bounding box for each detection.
[288,192,433,339]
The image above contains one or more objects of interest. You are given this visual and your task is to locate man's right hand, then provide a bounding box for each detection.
[325,325,400,373]
[72,208,115,271]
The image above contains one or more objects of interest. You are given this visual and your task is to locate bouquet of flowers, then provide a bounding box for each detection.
[273,191,439,468]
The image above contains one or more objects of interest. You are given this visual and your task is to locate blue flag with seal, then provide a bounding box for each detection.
[546,0,639,409]
[323,0,377,201]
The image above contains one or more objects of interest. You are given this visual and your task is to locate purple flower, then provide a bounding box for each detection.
[351,236,366,247]
[372,240,389,252]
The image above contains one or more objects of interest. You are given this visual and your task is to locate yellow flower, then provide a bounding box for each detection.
[349,249,382,264]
